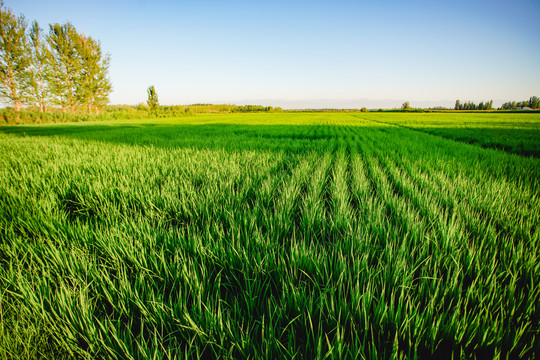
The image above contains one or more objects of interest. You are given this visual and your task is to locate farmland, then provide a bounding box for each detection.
[364,112,540,157]
[0,112,539,359]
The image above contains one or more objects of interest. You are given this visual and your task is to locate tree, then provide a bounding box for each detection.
[402,101,410,110]
[27,20,51,112]
[147,85,159,111]
[454,100,461,110]
[47,23,82,112]
[75,33,112,113]
[0,6,31,111]
[529,96,539,109]
[1,6,112,114]
[501,101,517,110]
[361,107,367,112]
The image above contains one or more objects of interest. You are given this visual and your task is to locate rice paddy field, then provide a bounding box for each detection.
[0,112,539,359]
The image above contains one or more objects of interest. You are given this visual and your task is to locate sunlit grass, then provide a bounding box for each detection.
[0,112,539,359]
[358,112,540,157]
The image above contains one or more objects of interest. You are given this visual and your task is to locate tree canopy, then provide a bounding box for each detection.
[0,4,111,113]
[0,6,30,111]
[147,85,159,111]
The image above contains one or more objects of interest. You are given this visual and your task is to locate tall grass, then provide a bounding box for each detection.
[0,112,538,359]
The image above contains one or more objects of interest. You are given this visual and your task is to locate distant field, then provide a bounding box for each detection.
[360,112,540,157]
[0,113,539,359]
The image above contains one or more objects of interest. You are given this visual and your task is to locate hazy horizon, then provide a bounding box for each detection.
[152,98,511,110]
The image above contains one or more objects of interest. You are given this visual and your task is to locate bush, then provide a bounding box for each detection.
[0,103,288,126]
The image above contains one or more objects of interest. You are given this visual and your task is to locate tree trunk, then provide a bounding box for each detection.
[39,78,45,112]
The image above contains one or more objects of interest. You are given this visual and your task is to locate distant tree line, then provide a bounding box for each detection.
[0,5,111,113]
[454,97,539,111]
[165,103,282,113]
[235,105,277,113]
[501,96,540,110]
[454,100,494,110]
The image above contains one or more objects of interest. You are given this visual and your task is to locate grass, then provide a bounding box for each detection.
[0,112,539,359]
[359,112,540,157]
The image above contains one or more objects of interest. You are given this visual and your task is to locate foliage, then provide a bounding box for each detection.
[147,85,159,111]
[530,96,540,109]
[74,32,112,113]
[46,22,111,113]
[454,99,493,110]
[27,21,52,112]
[0,5,111,113]
[0,6,31,111]
[47,23,82,112]
[0,104,287,125]
[0,113,538,359]
[502,96,540,110]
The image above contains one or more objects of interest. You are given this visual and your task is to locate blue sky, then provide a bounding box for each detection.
[7,0,540,108]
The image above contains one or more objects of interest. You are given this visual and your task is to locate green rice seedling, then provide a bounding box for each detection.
[356,111,540,157]
[0,112,539,359]
[329,143,352,237]
[300,148,332,241]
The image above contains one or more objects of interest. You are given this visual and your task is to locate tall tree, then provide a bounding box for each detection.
[529,96,539,109]
[75,33,112,113]
[0,6,30,111]
[147,85,159,111]
[27,21,51,112]
[47,23,81,112]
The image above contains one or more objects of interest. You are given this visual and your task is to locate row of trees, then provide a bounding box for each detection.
[454,97,540,111]
[0,5,111,113]
[501,96,540,110]
[454,100,494,110]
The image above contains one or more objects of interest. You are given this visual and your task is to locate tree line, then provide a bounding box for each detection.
[501,96,540,110]
[454,100,494,111]
[0,5,111,113]
[454,97,539,111]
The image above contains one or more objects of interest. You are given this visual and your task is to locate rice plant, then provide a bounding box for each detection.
[0,112,538,359]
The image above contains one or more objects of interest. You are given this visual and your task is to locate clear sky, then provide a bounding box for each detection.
[6,0,540,108]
